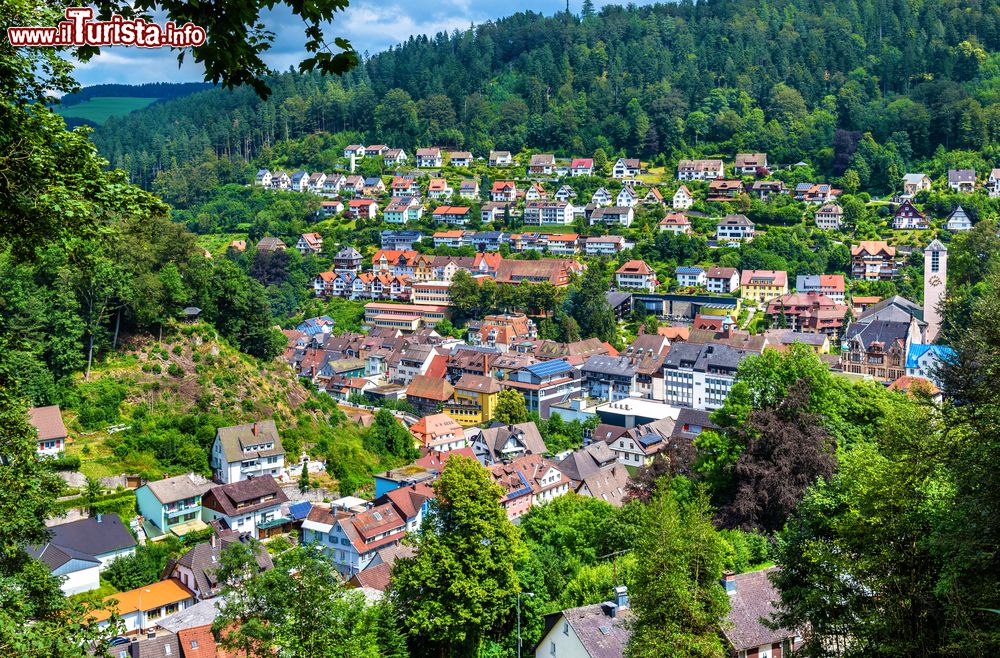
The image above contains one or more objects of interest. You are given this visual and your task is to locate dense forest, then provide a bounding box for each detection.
[96,0,1000,191]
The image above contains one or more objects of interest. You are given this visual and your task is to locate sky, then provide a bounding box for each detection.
[71,0,644,86]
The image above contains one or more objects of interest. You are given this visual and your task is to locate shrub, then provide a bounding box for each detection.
[167,363,184,377]
[44,454,81,471]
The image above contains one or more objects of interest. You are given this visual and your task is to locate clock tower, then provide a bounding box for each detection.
[923,239,947,343]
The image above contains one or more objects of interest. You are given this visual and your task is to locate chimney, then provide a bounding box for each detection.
[147,630,156,640]
[210,533,217,548]
[601,602,619,618]
[722,571,736,593]
[614,585,629,609]
[252,422,259,437]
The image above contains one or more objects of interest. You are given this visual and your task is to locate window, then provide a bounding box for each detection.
[550,641,556,656]
[562,620,569,636]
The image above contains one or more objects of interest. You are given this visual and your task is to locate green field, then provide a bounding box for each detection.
[54,96,159,124]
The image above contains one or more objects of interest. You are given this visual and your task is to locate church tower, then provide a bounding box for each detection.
[923,239,947,343]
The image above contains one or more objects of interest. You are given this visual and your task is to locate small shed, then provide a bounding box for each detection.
[181,306,202,322]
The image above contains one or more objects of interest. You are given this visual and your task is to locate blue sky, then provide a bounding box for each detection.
[71,0,648,86]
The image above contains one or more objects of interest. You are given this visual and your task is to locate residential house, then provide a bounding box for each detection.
[706,267,740,294]
[612,157,641,179]
[254,169,272,187]
[481,201,509,222]
[589,206,634,227]
[491,181,517,202]
[90,578,196,634]
[528,154,556,175]
[489,454,569,519]
[545,233,581,255]
[210,420,285,484]
[405,375,455,417]
[289,170,310,192]
[989,168,1000,197]
[948,169,976,192]
[677,159,724,180]
[449,151,473,167]
[383,197,423,224]
[427,178,453,199]
[582,355,637,402]
[322,173,345,196]
[609,427,670,467]
[256,237,286,252]
[795,182,840,203]
[446,374,503,426]
[947,205,973,231]
[362,177,386,197]
[496,259,580,286]
[795,274,846,303]
[524,201,574,225]
[333,246,363,272]
[342,175,365,195]
[616,186,639,207]
[135,473,213,537]
[433,229,466,248]
[459,179,480,200]
[766,292,849,339]
[663,342,750,410]
[750,180,786,201]
[28,514,137,595]
[672,184,694,209]
[319,199,344,217]
[383,148,407,167]
[555,442,630,506]
[851,241,900,280]
[488,150,513,166]
[270,170,290,189]
[740,270,788,303]
[676,266,707,288]
[296,232,323,255]
[504,360,581,418]
[432,206,472,226]
[410,413,466,451]
[534,588,632,658]
[892,199,928,229]
[525,182,548,201]
[307,171,327,192]
[584,235,629,256]
[707,179,745,201]
[167,532,273,600]
[734,152,767,176]
[467,314,538,352]
[615,260,657,292]
[902,173,931,197]
[841,319,915,382]
[814,203,843,230]
[643,187,665,205]
[469,421,549,465]
[571,158,593,176]
[387,344,436,385]
[905,343,956,389]
[716,214,755,242]
[591,187,614,206]
[391,175,421,197]
[554,184,577,202]
[347,198,378,219]
[343,144,365,159]
[722,568,802,658]
[200,476,289,538]
[381,229,424,250]
[28,405,68,456]
[415,147,442,167]
[372,249,419,277]
[302,502,407,576]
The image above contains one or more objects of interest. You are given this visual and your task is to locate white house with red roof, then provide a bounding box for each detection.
[570,158,594,176]
[28,405,68,456]
[615,260,657,292]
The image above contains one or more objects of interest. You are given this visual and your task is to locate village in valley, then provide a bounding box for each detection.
[22,140,969,658]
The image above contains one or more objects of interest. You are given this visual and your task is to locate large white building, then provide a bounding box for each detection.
[662,342,750,410]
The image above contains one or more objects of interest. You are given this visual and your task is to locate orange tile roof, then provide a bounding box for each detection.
[89,578,195,621]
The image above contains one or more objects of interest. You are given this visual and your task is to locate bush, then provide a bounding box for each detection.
[172,345,183,355]
[720,529,772,573]
[168,363,184,377]
[45,454,81,471]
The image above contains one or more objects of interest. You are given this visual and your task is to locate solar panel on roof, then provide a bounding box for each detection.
[525,359,571,377]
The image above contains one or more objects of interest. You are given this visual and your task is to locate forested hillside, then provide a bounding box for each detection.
[97,0,1000,191]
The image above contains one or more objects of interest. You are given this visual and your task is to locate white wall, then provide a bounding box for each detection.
[536,617,591,658]
[60,565,101,596]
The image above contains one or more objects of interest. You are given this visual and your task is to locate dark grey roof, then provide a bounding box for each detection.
[605,291,632,308]
[169,535,272,599]
[128,631,181,658]
[662,342,748,373]
[202,475,288,518]
[582,355,637,377]
[556,442,618,482]
[858,295,924,325]
[548,602,633,658]
[845,319,910,350]
[215,420,284,464]
[156,599,222,633]
[723,567,797,651]
[27,542,100,570]
[41,514,136,558]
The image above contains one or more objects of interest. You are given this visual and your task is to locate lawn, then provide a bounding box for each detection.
[196,232,246,257]
[54,96,160,124]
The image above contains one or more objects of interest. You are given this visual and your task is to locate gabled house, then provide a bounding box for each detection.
[469,421,548,466]
[766,292,849,339]
[534,588,632,658]
[643,187,665,205]
[427,177,454,199]
[615,260,657,292]
[489,454,569,519]
[390,175,421,197]
[289,170,310,192]
[255,169,272,187]
[491,180,517,202]
[28,405,68,456]
[750,179,786,201]
[851,241,900,280]
[948,168,976,192]
[296,232,323,255]
[211,420,285,484]
[319,199,344,217]
[449,151,473,167]
[446,374,503,426]
[989,168,1000,197]
[432,206,472,226]
[343,144,366,159]
[676,266,706,288]
[410,413,466,451]
[658,212,691,234]
[459,179,480,200]
[795,182,840,204]
[405,375,455,417]
[947,205,973,231]
[892,199,928,229]
[556,442,630,506]
[740,269,788,303]
[28,514,137,595]
[555,184,578,202]
[582,355,637,402]
[302,501,407,576]
[677,159,724,180]
[347,198,378,219]
[901,173,931,197]
[716,214,755,242]
[707,179,745,201]
[528,153,556,175]
[591,187,613,206]
[136,473,214,537]
[322,174,344,196]
[525,182,548,201]
[584,235,629,256]
[383,196,423,224]
[342,175,365,195]
[706,266,740,294]
[570,158,593,176]
[415,147,442,167]
[167,532,273,600]
[307,171,327,192]
[814,203,843,230]
[734,152,767,176]
[270,170,290,189]
[333,246,363,272]
[201,475,289,538]
[383,148,407,167]
[362,177,386,197]
[672,184,693,209]
[905,343,956,389]
[722,568,802,658]
[90,578,196,634]
[616,185,639,207]
[256,237,286,252]
[841,318,915,382]
[488,150,512,166]
[611,157,641,179]
[589,206,634,227]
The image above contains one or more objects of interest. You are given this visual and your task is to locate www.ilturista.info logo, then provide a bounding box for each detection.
[7,7,205,48]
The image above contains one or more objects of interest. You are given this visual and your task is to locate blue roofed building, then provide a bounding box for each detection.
[905,343,956,389]
[295,315,335,337]
[503,359,583,418]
